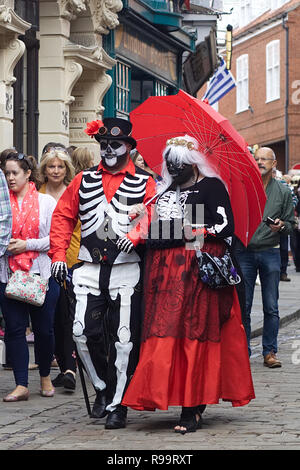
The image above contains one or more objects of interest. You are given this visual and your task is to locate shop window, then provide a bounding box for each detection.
[141,0,180,12]
[129,72,170,112]
[155,81,168,96]
[116,61,131,118]
[13,0,39,158]
[131,78,167,111]
[15,0,39,28]
[236,54,249,113]
[266,40,280,102]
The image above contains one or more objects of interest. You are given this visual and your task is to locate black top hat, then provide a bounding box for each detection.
[94,117,136,149]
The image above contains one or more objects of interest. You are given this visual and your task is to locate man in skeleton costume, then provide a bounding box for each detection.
[49,117,156,429]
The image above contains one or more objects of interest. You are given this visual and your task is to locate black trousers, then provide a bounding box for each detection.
[71,262,142,412]
[54,285,77,374]
[290,229,300,270]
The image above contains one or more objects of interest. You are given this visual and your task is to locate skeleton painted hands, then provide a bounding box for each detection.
[116,237,134,254]
[51,261,68,285]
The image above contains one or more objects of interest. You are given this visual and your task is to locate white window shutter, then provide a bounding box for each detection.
[266,40,280,102]
[236,54,249,113]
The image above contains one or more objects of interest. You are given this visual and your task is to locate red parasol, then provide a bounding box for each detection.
[130,89,266,246]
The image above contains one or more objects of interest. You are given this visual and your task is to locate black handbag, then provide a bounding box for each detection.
[196,248,241,289]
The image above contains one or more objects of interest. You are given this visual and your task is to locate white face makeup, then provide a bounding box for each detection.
[100,140,127,167]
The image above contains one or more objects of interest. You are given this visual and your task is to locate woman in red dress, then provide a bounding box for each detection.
[122,135,255,434]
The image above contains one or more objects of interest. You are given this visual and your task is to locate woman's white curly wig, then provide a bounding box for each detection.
[157,134,224,193]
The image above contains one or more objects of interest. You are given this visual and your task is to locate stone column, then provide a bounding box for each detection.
[39,1,72,155]
[0,4,30,149]
[39,0,122,158]
[65,44,115,162]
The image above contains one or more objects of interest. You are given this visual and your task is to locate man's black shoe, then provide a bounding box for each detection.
[90,390,108,419]
[105,405,127,429]
[62,372,76,391]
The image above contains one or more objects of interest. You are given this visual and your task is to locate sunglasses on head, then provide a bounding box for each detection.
[5,152,30,166]
[6,152,25,160]
[47,147,69,155]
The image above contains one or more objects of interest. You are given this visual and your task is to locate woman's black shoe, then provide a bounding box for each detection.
[62,372,76,391]
[174,406,203,434]
[90,390,107,419]
[52,373,64,387]
[105,405,127,429]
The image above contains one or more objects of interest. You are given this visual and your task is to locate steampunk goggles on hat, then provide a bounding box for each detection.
[98,126,124,137]
[85,117,137,149]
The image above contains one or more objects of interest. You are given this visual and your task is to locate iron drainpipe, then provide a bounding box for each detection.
[282,14,289,173]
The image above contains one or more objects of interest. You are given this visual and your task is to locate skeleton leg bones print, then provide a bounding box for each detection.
[49,117,157,429]
[72,261,141,413]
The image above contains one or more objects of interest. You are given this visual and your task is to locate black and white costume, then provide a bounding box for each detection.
[49,118,156,425]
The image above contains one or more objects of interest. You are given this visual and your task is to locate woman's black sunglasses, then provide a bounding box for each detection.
[5,153,30,166]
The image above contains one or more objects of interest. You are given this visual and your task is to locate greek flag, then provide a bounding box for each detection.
[203,58,236,105]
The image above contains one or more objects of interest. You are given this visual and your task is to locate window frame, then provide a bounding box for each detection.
[266,39,280,103]
[236,54,249,114]
[240,0,252,28]
[116,61,131,119]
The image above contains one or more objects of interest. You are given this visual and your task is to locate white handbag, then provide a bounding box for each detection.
[5,270,48,307]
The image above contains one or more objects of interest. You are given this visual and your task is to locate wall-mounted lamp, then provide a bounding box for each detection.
[226,24,233,70]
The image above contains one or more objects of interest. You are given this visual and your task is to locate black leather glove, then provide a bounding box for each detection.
[51,261,68,285]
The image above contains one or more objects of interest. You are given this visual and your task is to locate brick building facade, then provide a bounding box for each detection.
[198,0,300,173]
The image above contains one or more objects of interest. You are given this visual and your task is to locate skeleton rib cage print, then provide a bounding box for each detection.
[77,168,150,264]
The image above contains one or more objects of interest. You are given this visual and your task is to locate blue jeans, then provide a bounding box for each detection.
[236,247,281,357]
[0,277,60,387]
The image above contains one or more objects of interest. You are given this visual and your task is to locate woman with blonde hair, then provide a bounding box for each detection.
[45,146,94,393]
[39,148,75,201]
[39,147,77,390]
[70,147,94,174]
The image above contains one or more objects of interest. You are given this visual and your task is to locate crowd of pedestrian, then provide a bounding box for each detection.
[0,144,94,400]
[0,122,299,433]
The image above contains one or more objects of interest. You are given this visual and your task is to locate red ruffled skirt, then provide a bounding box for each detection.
[122,240,255,410]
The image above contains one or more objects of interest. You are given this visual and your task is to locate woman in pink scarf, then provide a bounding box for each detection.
[0,152,59,402]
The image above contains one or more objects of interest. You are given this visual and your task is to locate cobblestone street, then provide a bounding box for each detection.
[1,267,300,453]
[1,316,300,452]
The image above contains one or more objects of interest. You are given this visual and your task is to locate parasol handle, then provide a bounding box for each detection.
[128,193,160,222]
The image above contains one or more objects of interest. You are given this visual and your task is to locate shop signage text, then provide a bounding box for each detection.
[115,24,177,84]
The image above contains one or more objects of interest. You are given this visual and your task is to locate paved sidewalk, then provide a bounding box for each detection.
[0,265,299,451]
[251,264,300,338]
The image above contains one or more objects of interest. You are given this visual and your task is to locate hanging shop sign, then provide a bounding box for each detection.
[115,24,178,85]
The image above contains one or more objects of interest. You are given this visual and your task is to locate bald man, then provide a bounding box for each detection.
[235,147,295,367]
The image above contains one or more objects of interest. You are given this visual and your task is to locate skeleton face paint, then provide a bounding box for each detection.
[166,158,194,186]
[100,139,128,171]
